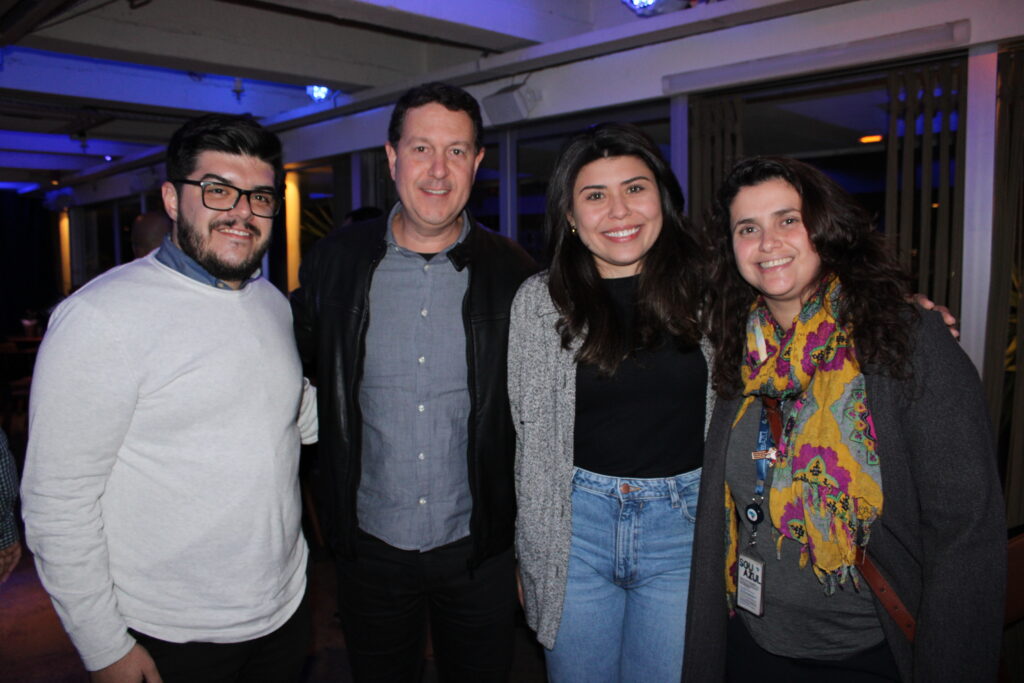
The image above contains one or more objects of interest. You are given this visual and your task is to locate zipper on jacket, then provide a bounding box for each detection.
[461,249,480,567]
[345,240,388,554]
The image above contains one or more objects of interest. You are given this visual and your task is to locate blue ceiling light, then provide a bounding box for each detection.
[0,182,39,194]
[626,0,657,10]
[306,85,330,102]
[621,0,687,17]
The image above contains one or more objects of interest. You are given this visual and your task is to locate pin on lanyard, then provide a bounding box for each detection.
[746,397,783,543]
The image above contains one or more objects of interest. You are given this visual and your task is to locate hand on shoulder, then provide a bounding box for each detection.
[912,292,959,339]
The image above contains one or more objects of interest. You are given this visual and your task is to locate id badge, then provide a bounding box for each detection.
[736,551,765,617]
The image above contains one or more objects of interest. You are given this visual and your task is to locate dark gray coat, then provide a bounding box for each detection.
[682,310,1006,682]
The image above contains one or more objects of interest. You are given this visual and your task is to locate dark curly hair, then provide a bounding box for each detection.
[546,122,704,375]
[704,156,916,397]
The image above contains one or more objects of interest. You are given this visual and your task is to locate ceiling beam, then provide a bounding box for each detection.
[244,0,594,50]
[0,167,53,183]
[0,48,313,118]
[0,129,154,156]
[0,149,107,170]
[19,0,484,92]
[264,0,859,130]
[0,0,76,46]
[215,0,511,52]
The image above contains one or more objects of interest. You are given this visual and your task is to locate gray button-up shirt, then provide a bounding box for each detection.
[356,204,472,551]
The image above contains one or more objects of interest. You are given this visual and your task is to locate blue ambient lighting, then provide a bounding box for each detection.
[621,0,684,17]
[306,85,330,102]
[0,181,39,193]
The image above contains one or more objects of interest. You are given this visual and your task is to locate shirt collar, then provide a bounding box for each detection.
[384,202,471,256]
[154,235,262,290]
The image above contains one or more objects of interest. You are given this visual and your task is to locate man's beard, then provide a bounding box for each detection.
[177,214,269,283]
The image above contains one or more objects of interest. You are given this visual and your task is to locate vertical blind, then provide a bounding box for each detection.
[688,95,743,225]
[984,45,1024,527]
[884,59,967,316]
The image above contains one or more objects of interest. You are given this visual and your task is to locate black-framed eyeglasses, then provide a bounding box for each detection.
[173,179,282,218]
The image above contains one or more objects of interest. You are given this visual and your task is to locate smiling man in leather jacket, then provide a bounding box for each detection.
[291,82,537,682]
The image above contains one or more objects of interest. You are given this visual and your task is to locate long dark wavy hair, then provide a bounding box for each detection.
[546,123,704,375]
[705,156,916,397]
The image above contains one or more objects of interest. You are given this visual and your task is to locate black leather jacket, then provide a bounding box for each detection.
[292,214,538,566]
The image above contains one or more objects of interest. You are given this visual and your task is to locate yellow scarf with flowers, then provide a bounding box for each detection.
[725,276,883,599]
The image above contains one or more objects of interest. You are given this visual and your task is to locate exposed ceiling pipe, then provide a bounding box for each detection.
[0,0,98,46]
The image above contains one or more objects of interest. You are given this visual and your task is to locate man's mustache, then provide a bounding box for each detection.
[209,218,261,237]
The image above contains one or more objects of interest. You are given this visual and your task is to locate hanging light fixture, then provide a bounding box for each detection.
[621,0,687,18]
[306,85,331,102]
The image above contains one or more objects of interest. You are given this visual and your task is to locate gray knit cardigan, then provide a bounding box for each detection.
[507,271,716,649]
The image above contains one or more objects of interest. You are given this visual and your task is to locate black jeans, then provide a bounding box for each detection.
[337,531,517,683]
[726,613,900,682]
[128,594,310,683]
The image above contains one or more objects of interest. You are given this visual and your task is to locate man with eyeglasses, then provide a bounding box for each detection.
[22,114,317,683]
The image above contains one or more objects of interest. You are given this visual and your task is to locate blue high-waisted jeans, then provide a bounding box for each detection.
[546,466,701,683]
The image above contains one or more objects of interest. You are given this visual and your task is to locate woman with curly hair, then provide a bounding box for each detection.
[508,123,712,681]
[683,156,1005,682]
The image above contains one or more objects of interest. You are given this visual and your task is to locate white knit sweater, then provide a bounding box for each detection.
[22,255,316,671]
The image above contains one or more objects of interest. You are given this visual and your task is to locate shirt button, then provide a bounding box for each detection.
[418,497,427,505]
[423,264,430,271]
[418,356,425,364]
[418,452,425,460]
[420,308,428,317]
[418,404,425,412]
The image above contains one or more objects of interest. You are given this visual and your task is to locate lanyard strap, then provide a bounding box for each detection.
[754,397,784,495]
[747,397,786,536]
[762,396,784,445]
[754,406,771,495]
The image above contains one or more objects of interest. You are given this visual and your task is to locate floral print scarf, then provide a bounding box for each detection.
[725,276,883,599]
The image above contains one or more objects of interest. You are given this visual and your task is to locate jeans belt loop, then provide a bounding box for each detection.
[668,477,681,508]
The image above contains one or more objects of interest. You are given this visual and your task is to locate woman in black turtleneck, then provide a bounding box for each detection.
[508,123,711,682]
